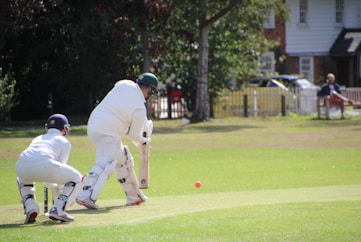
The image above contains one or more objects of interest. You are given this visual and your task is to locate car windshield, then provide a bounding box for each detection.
[296,79,312,87]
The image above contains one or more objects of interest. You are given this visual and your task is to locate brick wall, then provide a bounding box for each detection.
[263,15,286,50]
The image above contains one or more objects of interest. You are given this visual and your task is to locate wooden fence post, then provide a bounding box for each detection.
[167,91,172,119]
[243,94,248,117]
[281,95,286,116]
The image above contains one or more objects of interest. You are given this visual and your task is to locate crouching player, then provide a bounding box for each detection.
[16,114,86,223]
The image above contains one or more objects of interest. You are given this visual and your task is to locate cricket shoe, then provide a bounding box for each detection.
[76,197,98,209]
[126,195,148,206]
[48,207,74,222]
[24,209,38,224]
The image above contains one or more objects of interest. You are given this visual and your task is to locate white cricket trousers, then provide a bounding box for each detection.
[16,157,82,184]
[87,130,122,164]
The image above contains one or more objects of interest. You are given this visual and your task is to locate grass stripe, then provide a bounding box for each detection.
[1,184,360,227]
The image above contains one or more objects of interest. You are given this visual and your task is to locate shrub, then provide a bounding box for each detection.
[0,67,18,122]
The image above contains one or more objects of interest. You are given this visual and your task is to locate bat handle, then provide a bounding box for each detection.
[143,131,147,144]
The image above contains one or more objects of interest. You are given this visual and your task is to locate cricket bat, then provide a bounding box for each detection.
[139,131,150,189]
[139,100,151,189]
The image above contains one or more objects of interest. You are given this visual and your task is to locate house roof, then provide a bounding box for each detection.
[330,28,361,56]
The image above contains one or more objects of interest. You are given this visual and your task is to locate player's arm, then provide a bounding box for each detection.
[129,109,151,147]
[317,85,328,97]
[58,139,71,164]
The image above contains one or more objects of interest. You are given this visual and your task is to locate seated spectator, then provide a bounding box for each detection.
[317,73,353,119]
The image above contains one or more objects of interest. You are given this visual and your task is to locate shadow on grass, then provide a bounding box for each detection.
[0,127,43,138]
[0,218,75,228]
[69,205,126,215]
[2,115,360,138]
[0,126,88,138]
[155,124,262,134]
[1,124,262,137]
[0,205,127,228]
[307,116,361,128]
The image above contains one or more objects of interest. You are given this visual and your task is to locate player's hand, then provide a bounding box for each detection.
[133,137,151,147]
[141,137,151,145]
[143,120,153,136]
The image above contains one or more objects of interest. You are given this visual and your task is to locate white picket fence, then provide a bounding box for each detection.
[149,87,361,119]
[213,87,318,117]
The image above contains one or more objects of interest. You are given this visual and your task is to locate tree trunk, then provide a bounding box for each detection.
[142,30,151,72]
[141,30,154,119]
[192,25,210,122]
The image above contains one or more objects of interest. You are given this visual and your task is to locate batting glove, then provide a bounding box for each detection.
[141,137,151,145]
[132,137,151,147]
[143,120,153,136]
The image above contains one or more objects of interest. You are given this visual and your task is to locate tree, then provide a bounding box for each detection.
[1,0,288,122]
[0,67,18,122]
[1,0,169,120]
[163,0,288,122]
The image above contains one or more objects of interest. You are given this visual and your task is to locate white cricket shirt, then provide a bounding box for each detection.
[87,80,147,145]
[19,128,71,164]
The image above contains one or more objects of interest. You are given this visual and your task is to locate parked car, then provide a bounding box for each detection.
[249,75,321,115]
[265,79,289,91]
[249,76,273,87]
[250,75,319,92]
[269,75,301,86]
[290,78,320,91]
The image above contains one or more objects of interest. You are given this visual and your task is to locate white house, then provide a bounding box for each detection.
[286,0,361,86]
[260,0,361,87]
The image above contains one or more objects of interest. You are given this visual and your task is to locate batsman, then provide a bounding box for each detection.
[76,73,158,209]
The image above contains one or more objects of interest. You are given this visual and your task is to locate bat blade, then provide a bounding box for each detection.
[139,132,149,189]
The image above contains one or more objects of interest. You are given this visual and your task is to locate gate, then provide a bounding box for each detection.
[150,88,187,119]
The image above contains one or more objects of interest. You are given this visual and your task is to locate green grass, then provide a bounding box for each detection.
[1,115,361,241]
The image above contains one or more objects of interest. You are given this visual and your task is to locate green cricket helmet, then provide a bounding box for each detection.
[136,73,159,92]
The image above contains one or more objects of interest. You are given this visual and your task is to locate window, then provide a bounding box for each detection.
[359,55,361,78]
[264,8,275,29]
[260,1,275,29]
[299,0,308,24]
[299,57,314,82]
[259,52,275,75]
[335,0,344,24]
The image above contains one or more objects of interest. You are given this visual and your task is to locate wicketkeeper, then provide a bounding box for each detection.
[16,114,85,223]
[76,73,158,209]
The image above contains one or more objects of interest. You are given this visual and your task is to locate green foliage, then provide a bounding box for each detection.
[2,1,170,118]
[1,0,290,121]
[0,68,18,122]
[157,0,288,118]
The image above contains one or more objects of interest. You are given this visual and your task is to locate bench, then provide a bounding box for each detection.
[317,87,361,119]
